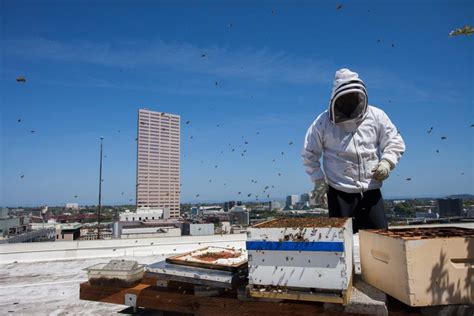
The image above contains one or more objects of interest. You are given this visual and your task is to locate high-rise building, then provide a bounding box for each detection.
[136,109,180,218]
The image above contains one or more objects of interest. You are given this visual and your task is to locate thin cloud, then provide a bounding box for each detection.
[361,68,465,105]
[3,38,333,85]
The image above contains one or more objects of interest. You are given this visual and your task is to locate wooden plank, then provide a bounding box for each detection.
[79,282,340,316]
[194,285,224,297]
[342,275,353,305]
[247,280,353,306]
[248,289,344,304]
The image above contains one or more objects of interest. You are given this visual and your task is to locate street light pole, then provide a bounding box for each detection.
[97,136,104,240]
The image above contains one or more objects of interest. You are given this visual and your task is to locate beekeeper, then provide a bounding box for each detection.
[302,68,405,232]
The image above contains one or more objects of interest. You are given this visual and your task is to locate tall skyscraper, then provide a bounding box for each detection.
[136,109,180,218]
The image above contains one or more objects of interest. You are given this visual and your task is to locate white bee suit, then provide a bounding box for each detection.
[302,69,405,194]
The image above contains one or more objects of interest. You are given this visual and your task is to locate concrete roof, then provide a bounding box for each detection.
[0,234,248,314]
[0,249,359,315]
[0,255,167,314]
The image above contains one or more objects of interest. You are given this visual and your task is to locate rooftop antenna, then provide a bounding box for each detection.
[97,136,104,240]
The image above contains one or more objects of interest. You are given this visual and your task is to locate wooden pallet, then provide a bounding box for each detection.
[246,277,353,305]
[79,281,329,315]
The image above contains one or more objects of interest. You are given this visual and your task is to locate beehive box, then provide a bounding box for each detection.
[246,217,353,295]
[360,227,474,306]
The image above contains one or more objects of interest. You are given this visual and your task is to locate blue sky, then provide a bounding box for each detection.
[1,0,473,206]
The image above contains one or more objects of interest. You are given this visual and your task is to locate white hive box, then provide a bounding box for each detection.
[360,227,474,307]
[246,217,353,295]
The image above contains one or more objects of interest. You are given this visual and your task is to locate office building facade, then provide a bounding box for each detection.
[136,109,180,218]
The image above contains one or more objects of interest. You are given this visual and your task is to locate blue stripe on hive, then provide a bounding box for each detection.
[246,241,344,252]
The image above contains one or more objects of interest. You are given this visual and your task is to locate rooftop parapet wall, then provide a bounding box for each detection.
[0,234,247,264]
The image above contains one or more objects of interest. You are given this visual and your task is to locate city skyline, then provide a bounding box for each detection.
[1,1,473,206]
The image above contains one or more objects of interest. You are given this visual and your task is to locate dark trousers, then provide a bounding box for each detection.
[327,186,388,233]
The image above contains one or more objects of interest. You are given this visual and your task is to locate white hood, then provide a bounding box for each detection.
[329,68,368,124]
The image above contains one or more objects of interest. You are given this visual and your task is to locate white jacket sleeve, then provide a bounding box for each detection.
[378,111,405,167]
[301,118,325,182]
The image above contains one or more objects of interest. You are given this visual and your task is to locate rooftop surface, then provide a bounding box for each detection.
[1,238,357,315]
[0,223,472,315]
[0,234,247,315]
[0,255,166,315]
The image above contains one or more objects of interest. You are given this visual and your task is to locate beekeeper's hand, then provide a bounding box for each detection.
[372,159,393,181]
[311,179,328,205]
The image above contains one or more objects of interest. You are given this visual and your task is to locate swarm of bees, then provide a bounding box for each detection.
[449,25,474,37]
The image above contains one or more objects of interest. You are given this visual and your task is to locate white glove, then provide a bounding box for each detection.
[311,179,328,205]
[372,159,393,181]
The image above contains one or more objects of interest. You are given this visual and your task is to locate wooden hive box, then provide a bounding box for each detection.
[360,227,474,307]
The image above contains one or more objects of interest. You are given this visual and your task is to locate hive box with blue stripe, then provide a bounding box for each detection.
[247,217,353,293]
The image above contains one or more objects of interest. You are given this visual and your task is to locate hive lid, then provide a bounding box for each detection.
[364,227,474,240]
[103,260,138,271]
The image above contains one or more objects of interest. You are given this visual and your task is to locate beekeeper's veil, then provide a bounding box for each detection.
[329,68,368,124]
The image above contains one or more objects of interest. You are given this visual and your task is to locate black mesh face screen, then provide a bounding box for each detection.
[333,92,366,123]
[335,93,359,115]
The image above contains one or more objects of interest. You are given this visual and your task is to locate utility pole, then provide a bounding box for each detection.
[97,136,104,240]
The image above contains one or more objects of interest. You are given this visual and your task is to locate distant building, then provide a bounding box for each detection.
[190,207,200,217]
[437,198,462,217]
[229,206,249,226]
[286,195,300,207]
[120,225,181,239]
[223,201,236,211]
[113,220,181,239]
[199,206,225,215]
[0,208,29,238]
[231,206,246,212]
[56,223,82,241]
[300,193,310,204]
[415,210,438,219]
[270,201,281,210]
[119,208,168,222]
[182,223,214,236]
[65,203,79,210]
[136,109,180,218]
[0,209,54,244]
[392,200,406,205]
[220,221,231,234]
[295,201,310,210]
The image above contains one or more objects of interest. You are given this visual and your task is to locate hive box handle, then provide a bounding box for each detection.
[370,249,390,264]
[450,258,474,269]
